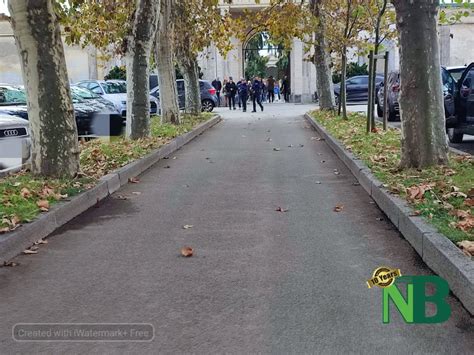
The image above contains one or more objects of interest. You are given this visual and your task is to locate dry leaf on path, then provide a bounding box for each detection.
[273,147,281,151]
[275,207,289,212]
[23,249,38,255]
[3,261,18,267]
[0,227,10,234]
[333,205,344,212]
[464,198,474,207]
[129,177,140,183]
[34,239,48,245]
[183,225,194,229]
[180,247,194,257]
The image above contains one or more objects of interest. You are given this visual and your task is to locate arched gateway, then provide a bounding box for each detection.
[197,0,317,104]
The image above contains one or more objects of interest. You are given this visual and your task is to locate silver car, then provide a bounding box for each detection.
[0,114,30,171]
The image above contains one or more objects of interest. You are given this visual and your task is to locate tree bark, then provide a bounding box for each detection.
[340,49,348,119]
[126,0,159,139]
[178,55,201,115]
[9,0,80,178]
[155,0,180,124]
[311,0,335,111]
[392,0,448,168]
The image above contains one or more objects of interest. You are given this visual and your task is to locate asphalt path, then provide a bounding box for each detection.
[0,103,472,353]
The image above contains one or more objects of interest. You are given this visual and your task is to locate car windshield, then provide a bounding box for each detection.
[102,81,126,94]
[0,86,27,105]
[71,86,100,100]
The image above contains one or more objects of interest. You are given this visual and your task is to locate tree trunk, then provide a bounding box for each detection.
[178,56,201,115]
[311,0,335,111]
[155,0,180,124]
[9,0,80,178]
[392,0,448,168]
[340,49,348,119]
[126,0,159,139]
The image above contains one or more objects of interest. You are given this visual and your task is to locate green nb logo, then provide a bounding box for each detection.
[382,276,451,324]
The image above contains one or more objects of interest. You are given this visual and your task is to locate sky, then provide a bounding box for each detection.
[0,3,8,15]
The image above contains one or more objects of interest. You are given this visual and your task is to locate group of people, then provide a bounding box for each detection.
[212,76,290,113]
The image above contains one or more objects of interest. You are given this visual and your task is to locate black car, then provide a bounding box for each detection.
[333,75,384,103]
[0,85,123,136]
[444,63,474,143]
[150,79,219,112]
[376,71,400,121]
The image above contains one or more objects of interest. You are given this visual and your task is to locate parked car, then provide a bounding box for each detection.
[445,62,474,143]
[0,84,123,136]
[376,71,400,121]
[333,75,384,103]
[75,79,159,118]
[0,114,30,171]
[150,79,218,112]
[444,65,467,83]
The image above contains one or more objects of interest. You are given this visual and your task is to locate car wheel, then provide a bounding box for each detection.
[377,103,383,118]
[201,99,214,112]
[447,128,464,143]
[388,107,397,122]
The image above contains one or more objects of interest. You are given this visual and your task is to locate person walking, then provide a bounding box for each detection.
[238,78,249,112]
[222,77,229,107]
[260,79,267,103]
[225,77,237,110]
[281,76,290,103]
[211,77,222,107]
[251,76,264,112]
[267,76,275,103]
[274,82,281,102]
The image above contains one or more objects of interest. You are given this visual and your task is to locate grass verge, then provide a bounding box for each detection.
[0,113,213,232]
[310,110,473,244]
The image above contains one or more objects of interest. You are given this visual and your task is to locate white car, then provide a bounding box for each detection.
[75,79,159,118]
[0,114,30,171]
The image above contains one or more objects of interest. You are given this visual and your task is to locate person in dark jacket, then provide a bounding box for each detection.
[281,76,290,103]
[251,77,264,112]
[267,76,275,103]
[225,77,237,110]
[212,78,222,106]
[238,78,249,112]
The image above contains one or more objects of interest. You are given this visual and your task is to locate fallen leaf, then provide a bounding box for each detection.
[3,261,18,267]
[450,209,470,219]
[164,165,171,169]
[29,246,39,251]
[333,205,344,212]
[410,210,422,216]
[266,138,272,142]
[129,177,140,183]
[12,182,21,187]
[376,217,384,221]
[0,227,10,234]
[34,239,48,245]
[37,200,49,212]
[115,195,128,200]
[180,246,194,257]
[23,249,38,255]
[457,240,474,256]
[299,144,304,147]
[315,181,322,184]
[334,172,340,175]
[275,207,289,212]
[132,192,142,195]
[183,225,194,229]
[288,144,294,148]
[442,191,467,199]
[468,188,474,198]
[273,147,281,151]
[464,198,474,207]
[20,188,32,199]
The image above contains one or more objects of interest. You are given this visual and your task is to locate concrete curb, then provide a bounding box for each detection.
[304,113,474,315]
[0,115,221,264]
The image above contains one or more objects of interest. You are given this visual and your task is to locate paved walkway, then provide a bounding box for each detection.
[0,103,472,353]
